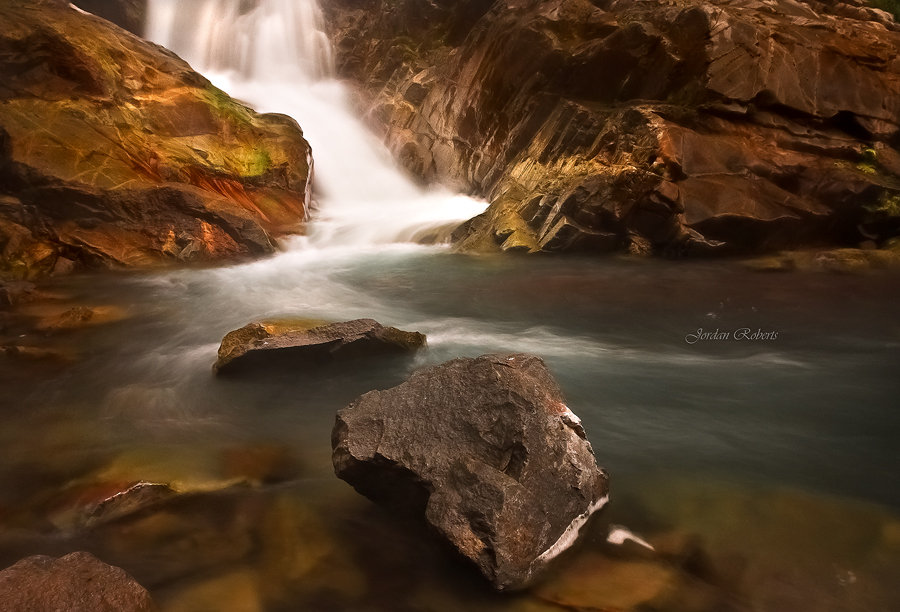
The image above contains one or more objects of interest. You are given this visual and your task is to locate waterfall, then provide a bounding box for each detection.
[146,0,334,83]
[145,0,486,247]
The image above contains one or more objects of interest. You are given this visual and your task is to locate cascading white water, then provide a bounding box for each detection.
[146,0,486,247]
[147,0,334,84]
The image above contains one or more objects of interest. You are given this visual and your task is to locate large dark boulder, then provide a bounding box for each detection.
[71,0,147,35]
[332,353,609,590]
[321,0,900,256]
[0,0,311,280]
[0,552,154,612]
[214,318,427,375]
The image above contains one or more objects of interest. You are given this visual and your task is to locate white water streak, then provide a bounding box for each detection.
[146,0,486,249]
[607,525,655,550]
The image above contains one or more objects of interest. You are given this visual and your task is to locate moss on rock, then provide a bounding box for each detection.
[0,0,312,279]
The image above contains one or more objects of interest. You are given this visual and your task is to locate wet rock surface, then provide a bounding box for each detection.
[742,245,900,272]
[0,0,312,280]
[0,551,154,612]
[322,0,900,256]
[82,482,177,526]
[86,484,262,587]
[214,318,427,375]
[332,353,609,590]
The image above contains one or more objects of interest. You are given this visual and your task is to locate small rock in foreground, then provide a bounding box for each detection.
[214,318,426,376]
[332,353,609,590]
[0,552,154,612]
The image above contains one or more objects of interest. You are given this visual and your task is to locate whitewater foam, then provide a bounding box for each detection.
[146,0,486,251]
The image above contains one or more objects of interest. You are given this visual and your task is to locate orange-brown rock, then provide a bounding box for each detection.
[0,0,312,279]
[322,0,900,256]
[0,552,155,612]
[214,318,427,376]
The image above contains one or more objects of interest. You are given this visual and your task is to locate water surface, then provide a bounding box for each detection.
[2,252,899,610]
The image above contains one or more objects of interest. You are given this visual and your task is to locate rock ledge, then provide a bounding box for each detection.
[214,318,426,375]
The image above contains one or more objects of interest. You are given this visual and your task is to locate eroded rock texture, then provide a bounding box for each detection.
[0,0,312,279]
[322,0,900,255]
[333,354,609,590]
[0,552,154,612]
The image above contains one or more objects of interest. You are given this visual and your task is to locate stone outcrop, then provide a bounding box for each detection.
[332,353,609,590]
[0,552,154,612]
[321,0,900,256]
[0,0,312,280]
[214,318,427,375]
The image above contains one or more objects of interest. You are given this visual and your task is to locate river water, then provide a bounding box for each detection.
[0,1,898,610]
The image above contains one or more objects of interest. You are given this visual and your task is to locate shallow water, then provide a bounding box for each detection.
[2,251,899,610]
[2,1,897,608]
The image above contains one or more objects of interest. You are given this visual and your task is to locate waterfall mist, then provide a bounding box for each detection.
[146,0,486,248]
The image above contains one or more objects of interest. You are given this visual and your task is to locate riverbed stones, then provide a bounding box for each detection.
[332,353,609,590]
[0,551,154,612]
[214,318,427,375]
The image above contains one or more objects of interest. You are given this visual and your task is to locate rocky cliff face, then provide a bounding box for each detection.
[322,0,900,255]
[0,0,312,279]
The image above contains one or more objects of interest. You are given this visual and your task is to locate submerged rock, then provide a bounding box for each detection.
[332,353,609,590]
[257,495,367,606]
[323,0,900,256]
[0,344,75,365]
[0,281,37,307]
[742,247,900,273]
[83,481,177,525]
[0,551,154,612]
[535,553,679,611]
[221,444,301,484]
[214,318,426,376]
[31,305,129,333]
[162,567,263,612]
[0,0,311,280]
[88,484,260,586]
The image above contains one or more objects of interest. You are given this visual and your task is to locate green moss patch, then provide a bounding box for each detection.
[202,85,253,127]
[229,147,273,177]
[865,192,900,219]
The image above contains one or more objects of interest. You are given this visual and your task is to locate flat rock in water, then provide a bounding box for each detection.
[83,481,177,526]
[0,552,154,612]
[332,353,609,590]
[213,318,426,375]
